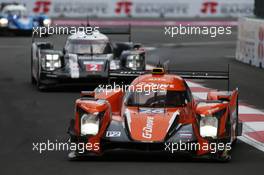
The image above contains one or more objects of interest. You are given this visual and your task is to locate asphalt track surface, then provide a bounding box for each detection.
[0,26,264,175]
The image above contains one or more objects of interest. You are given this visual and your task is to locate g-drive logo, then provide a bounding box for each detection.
[142,116,154,139]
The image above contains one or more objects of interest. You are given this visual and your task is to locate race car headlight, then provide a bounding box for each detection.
[200,116,218,138]
[126,55,142,70]
[41,54,61,71]
[0,18,8,27]
[127,54,141,60]
[80,113,99,136]
[110,60,120,70]
[43,19,51,27]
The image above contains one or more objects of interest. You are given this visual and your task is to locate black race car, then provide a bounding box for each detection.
[31,28,146,90]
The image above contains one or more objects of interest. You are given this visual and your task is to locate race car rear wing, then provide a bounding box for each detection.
[109,65,231,90]
[167,70,229,80]
[99,25,132,42]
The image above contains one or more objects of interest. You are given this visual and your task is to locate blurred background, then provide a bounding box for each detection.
[0,0,256,20]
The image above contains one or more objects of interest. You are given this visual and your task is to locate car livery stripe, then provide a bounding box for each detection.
[166,110,179,132]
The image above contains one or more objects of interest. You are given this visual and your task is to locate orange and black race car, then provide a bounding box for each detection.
[67,67,242,161]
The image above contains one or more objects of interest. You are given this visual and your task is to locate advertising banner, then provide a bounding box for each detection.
[0,0,254,18]
[236,18,264,68]
[236,17,264,69]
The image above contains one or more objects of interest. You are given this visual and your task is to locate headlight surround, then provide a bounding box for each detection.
[126,55,142,70]
[80,113,100,136]
[0,18,8,27]
[43,19,51,27]
[199,116,218,138]
[110,60,120,70]
[41,54,61,71]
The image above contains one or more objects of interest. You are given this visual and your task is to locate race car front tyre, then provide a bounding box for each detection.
[213,149,232,162]
[36,75,47,91]
[31,74,36,84]
[37,81,46,91]
[67,150,101,161]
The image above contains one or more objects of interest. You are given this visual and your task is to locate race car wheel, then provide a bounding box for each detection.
[67,151,79,161]
[31,71,36,84]
[31,48,36,85]
[67,149,100,161]
[67,151,94,161]
[233,96,240,145]
[214,149,232,162]
[36,79,46,91]
[215,121,232,162]
[36,71,47,91]
[35,61,47,91]
[232,124,239,146]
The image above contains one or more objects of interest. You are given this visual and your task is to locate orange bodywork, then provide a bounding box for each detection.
[126,107,180,142]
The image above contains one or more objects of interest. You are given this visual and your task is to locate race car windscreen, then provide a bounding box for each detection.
[124,90,188,108]
[66,40,112,55]
[4,9,28,17]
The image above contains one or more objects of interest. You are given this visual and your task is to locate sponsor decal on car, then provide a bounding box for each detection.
[106,131,121,137]
[86,64,103,72]
[139,108,164,114]
[84,61,104,72]
[142,116,154,139]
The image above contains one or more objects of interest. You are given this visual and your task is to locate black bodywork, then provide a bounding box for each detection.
[31,31,146,90]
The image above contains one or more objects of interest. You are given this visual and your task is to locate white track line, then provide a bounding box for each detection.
[239,136,264,152]
[243,122,264,132]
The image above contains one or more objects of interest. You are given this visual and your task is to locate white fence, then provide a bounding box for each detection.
[236,17,264,69]
[0,0,254,18]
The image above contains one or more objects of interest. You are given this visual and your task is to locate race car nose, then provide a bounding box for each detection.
[125,109,178,142]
